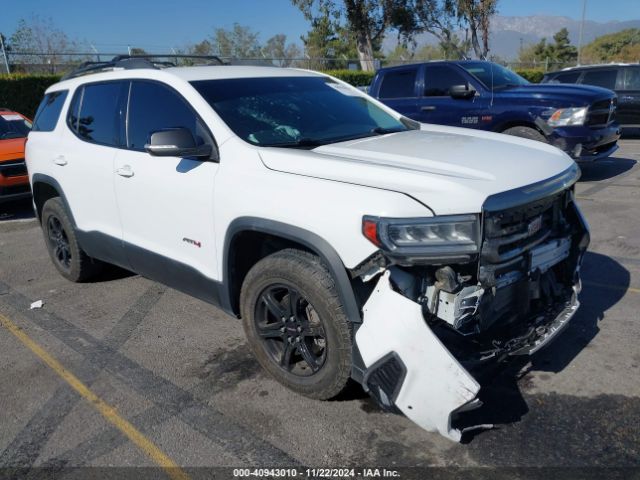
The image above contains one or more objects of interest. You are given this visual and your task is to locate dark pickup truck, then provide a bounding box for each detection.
[370,61,621,162]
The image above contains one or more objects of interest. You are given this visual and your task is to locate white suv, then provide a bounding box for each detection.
[26,56,589,441]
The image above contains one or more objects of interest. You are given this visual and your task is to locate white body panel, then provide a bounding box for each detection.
[261,127,575,215]
[114,150,220,278]
[357,271,480,441]
[212,138,431,272]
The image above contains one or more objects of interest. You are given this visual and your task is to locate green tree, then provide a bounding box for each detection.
[262,34,302,67]
[211,23,261,58]
[299,8,359,69]
[8,15,80,73]
[293,0,415,71]
[518,28,577,67]
[409,0,497,60]
[581,28,640,63]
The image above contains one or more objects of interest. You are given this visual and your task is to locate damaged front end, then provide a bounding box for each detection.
[352,164,589,441]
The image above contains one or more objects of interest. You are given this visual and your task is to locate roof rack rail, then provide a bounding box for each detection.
[61,54,227,81]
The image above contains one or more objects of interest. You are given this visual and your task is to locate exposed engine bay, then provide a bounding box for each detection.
[353,183,590,441]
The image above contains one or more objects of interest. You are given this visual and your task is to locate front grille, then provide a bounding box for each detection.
[479,191,571,286]
[586,98,616,127]
[0,159,27,178]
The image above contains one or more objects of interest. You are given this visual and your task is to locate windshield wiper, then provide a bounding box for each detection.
[264,137,326,149]
[370,126,407,135]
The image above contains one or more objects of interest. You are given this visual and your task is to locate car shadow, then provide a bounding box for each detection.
[579,157,636,182]
[0,198,35,222]
[453,252,629,442]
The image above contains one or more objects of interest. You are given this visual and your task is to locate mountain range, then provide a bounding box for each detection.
[384,15,640,60]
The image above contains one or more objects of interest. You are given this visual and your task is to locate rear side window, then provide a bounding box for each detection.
[552,71,581,84]
[379,69,417,98]
[32,90,68,132]
[70,82,126,146]
[423,65,468,96]
[127,81,209,151]
[623,67,640,90]
[581,69,618,90]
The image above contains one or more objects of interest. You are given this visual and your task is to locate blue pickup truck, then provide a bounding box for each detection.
[369,61,621,162]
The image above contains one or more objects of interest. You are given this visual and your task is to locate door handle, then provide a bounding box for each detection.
[115,165,134,178]
[421,106,437,112]
[53,155,67,166]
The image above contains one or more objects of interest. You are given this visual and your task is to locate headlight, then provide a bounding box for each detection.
[547,107,588,127]
[362,215,480,264]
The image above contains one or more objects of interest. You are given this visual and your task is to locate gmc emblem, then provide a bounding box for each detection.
[528,216,543,236]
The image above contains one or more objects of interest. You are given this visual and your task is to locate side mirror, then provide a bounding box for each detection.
[450,84,476,99]
[144,128,213,159]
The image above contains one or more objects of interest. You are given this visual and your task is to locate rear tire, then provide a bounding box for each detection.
[41,197,103,282]
[240,249,353,400]
[502,126,548,143]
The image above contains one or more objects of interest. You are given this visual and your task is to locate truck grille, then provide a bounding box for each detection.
[479,191,570,287]
[0,159,28,178]
[586,98,616,127]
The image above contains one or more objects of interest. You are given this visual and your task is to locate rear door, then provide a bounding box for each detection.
[58,81,129,266]
[375,66,420,119]
[417,64,489,129]
[618,67,640,127]
[113,80,220,302]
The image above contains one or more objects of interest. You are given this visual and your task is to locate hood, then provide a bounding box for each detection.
[259,125,575,215]
[0,138,27,162]
[497,83,614,105]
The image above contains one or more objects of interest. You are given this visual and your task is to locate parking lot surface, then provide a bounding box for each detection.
[1,140,640,477]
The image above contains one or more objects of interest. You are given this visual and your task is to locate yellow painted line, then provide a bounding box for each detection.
[583,281,640,294]
[0,313,190,480]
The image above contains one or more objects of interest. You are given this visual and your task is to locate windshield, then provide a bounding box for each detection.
[460,62,529,90]
[0,113,32,140]
[191,76,408,147]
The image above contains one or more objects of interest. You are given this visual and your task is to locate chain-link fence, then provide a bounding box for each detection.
[0,51,604,75]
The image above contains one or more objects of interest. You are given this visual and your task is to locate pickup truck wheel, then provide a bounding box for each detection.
[240,249,352,400]
[41,197,102,282]
[502,126,548,143]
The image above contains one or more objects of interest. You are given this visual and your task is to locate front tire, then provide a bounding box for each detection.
[502,125,548,143]
[240,249,353,400]
[41,197,102,282]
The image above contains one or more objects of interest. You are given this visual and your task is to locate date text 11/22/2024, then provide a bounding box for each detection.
[233,468,400,478]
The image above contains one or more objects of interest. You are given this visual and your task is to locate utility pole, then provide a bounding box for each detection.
[577,0,587,66]
[0,34,10,74]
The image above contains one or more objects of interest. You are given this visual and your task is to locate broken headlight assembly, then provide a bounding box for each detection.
[362,214,480,265]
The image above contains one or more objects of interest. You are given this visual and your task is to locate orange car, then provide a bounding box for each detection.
[0,108,32,203]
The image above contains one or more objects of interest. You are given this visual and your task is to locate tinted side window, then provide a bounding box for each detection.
[581,69,618,90]
[624,67,640,90]
[32,90,68,132]
[127,81,208,151]
[423,66,468,96]
[379,69,417,98]
[75,82,125,145]
[553,72,581,84]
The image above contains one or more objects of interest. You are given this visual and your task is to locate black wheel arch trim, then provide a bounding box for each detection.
[223,217,362,324]
[31,173,77,227]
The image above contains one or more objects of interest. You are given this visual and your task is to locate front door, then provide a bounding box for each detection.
[113,80,220,303]
[417,65,489,129]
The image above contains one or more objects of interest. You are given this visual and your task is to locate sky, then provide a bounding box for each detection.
[1,0,639,53]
